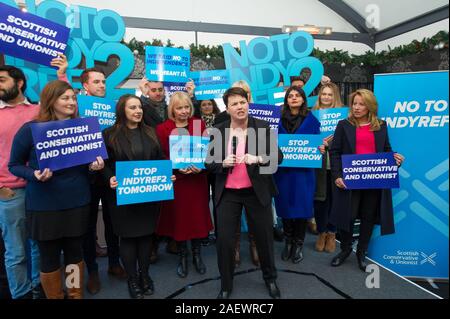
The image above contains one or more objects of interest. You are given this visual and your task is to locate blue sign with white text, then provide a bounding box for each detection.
[145,46,190,83]
[372,71,449,279]
[77,95,116,131]
[190,70,230,100]
[0,2,70,67]
[278,134,323,168]
[2,0,135,101]
[30,117,108,171]
[342,153,399,190]
[116,160,174,206]
[312,107,348,136]
[248,103,282,131]
[169,135,209,169]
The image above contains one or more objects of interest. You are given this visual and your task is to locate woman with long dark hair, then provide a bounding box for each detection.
[9,80,104,299]
[103,94,172,299]
[274,86,322,264]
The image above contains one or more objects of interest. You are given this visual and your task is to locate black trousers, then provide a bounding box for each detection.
[82,184,120,274]
[216,188,276,291]
[314,170,337,233]
[282,218,307,242]
[120,235,153,278]
[339,189,381,252]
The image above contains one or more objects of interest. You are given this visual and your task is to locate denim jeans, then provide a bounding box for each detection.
[0,188,40,298]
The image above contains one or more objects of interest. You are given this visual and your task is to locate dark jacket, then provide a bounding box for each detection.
[102,126,165,237]
[205,116,283,207]
[329,119,395,235]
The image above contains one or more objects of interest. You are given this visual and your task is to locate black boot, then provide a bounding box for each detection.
[291,239,304,264]
[192,240,206,275]
[281,238,293,261]
[281,219,294,261]
[127,275,144,299]
[356,249,368,272]
[177,241,188,278]
[331,249,352,267]
[139,271,154,296]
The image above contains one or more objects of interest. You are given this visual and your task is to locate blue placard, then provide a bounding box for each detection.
[278,134,323,168]
[115,160,174,206]
[190,70,230,100]
[342,153,400,190]
[30,117,108,171]
[0,2,70,67]
[77,95,116,131]
[248,103,282,131]
[169,135,209,169]
[163,81,188,104]
[312,107,348,136]
[145,46,190,83]
[371,71,449,279]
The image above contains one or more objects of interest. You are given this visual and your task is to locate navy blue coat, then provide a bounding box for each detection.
[274,112,321,219]
[328,120,395,235]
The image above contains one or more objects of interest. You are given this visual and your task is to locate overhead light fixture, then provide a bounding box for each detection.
[282,24,332,35]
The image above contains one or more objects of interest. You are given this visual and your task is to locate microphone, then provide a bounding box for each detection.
[230,136,238,173]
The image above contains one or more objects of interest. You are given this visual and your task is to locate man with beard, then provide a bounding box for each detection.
[80,68,127,296]
[0,56,68,299]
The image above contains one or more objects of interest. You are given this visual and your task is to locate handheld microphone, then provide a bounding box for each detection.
[230,136,238,173]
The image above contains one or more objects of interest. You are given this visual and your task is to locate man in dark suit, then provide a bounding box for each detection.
[205,87,283,299]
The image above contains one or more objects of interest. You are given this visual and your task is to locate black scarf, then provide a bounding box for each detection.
[282,109,305,133]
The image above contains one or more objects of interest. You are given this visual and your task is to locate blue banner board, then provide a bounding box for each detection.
[116,160,174,206]
[0,2,70,67]
[372,71,449,279]
[312,107,348,136]
[30,117,108,171]
[278,134,323,168]
[169,135,209,169]
[145,46,190,83]
[77,95,116,131]
[223,31,323,106]
[342,153,400,190]
[190,70,230,100]
[248,103,282,131]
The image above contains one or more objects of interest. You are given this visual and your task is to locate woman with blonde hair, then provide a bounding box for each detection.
[329,89,404,271]
[312,83,344,254]
[155,92,212,278]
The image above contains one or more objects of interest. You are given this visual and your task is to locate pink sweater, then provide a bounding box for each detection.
[0,103,39,189]
[225,135,252,189]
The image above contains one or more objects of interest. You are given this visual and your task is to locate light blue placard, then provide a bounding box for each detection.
[190,70,230,100]
[372,71,449,279]
[278,134,323,168]
[77,95,116,131]
[342,153,400,189]
[145,46,190,83]
[169,135,209,169]
[248,103,282,131]
[116,160,174,206]
[312,107,348,136]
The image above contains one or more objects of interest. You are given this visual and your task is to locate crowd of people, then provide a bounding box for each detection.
[0,60,404,300]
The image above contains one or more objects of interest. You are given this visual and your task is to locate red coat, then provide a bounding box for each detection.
[155,118,213,241]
